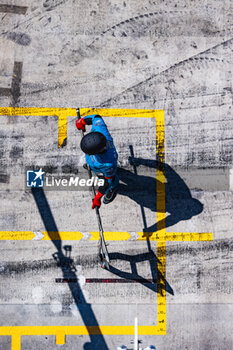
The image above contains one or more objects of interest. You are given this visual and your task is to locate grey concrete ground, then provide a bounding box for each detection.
[0,0,233,349]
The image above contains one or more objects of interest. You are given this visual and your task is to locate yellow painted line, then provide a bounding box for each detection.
[0,106,162,118]
[0,231,35,240]
[0,231,84,241]
[89,231,131,241]
[153,108,213,347]
[0,107,77,148]
[0,325,165,337]
[157,240,166,333]
[0,107,76,116]
[0,107,162,149]
[56,331,65,345]
[156,110,166,232]
[57,112,68,148]
[137,232,213,241]
[165,232,213,241]
[0,231,213,241]
[0,323,166,349]
[79,108,162,118]
[11,334,21,350]
[42,231,84,240]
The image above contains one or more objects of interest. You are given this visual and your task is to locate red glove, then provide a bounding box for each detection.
[76,118,86,131]
[92,190,103,209]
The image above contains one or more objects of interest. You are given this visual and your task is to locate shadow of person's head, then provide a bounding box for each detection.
[117,157,203,229]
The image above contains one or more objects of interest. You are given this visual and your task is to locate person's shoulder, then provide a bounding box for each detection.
[93,115,105,127]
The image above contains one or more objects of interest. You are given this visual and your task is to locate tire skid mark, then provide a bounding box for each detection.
[43,0,69,12]
[102,90,232,110]
[98,37,233,107]
[0,239,231,276]
[0,11,43,36]
[0,0,69,35]
[88,9,232,47]
[165,238,232,258]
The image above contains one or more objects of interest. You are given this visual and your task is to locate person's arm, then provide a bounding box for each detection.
[92,177,109,209]
[76,114,103,131]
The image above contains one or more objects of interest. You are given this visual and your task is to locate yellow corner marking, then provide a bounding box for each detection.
[0,107,77,148]
[0,107,162,149]
[0,325,166,338]
[58,113,68,148]
[1,325,167,349]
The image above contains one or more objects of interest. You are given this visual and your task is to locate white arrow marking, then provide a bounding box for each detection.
[128,232,140,240]
[81,231,92,240]
[33,231,45,240]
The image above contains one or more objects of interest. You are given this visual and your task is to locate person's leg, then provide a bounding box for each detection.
[103,174,119,204]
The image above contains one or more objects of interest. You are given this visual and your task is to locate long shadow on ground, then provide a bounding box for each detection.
[118,157,203,232]
[107,151,203,295]
[31,187,108,350]
[108,242,174,296]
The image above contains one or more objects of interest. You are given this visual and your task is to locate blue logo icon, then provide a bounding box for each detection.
[26,168,45,188]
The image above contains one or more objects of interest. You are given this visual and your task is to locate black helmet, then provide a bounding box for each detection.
[80,132,107,155]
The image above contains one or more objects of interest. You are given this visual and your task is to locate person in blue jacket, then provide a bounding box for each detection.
[76,114,119,209]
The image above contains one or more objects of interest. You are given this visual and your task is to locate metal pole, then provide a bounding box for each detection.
[76,108,110,269]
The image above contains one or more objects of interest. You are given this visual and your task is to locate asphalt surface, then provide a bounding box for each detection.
[0,0,232,349]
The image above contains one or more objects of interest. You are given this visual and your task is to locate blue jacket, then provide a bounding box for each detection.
[84,115,118,180]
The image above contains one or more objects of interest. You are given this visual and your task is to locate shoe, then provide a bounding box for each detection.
[103,188,117,204]
[83,163,88,170]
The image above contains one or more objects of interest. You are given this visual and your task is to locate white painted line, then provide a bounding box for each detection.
[78,275,86,287]
[229,168,233,190]
[134,317,138,350]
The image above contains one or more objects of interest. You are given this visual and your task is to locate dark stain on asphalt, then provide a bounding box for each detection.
[9,146,23,159]
[0,4,28,15]
[6,32,31,46]
[0,174,10,183]
[0,239,232,276]
[11,61,23,106]
[197,267,202,289]
[0,87,11,96]
[165,239,233,258]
